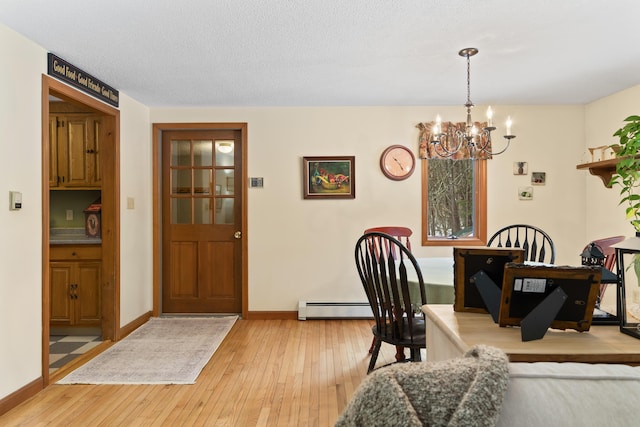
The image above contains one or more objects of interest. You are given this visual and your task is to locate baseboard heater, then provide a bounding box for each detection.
[298,301,372,320]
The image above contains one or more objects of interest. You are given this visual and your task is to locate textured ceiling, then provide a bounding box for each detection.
[1,0,639,107]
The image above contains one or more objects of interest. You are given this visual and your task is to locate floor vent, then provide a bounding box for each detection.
[298,301,372,320]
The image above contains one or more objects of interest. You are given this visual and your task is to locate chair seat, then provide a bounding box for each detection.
[371,318,426,348]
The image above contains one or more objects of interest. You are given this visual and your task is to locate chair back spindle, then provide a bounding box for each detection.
[487,224,555,264]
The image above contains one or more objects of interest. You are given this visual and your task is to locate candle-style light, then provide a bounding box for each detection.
[430,48,516,158]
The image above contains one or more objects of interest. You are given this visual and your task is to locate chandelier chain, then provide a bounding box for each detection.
[466,52,472,106]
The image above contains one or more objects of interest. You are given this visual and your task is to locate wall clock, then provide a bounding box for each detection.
[380,145,416,181]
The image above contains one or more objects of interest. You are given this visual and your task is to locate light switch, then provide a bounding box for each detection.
[9,191,22,210]
[127,197,135,209]
[66,209,73,220]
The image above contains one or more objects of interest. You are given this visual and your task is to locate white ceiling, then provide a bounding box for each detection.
[1,0,639,107]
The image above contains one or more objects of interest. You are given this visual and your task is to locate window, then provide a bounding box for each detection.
[421,158,487,246]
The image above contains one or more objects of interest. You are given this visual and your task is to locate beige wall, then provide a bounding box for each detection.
[1,18,637,402]
[0,24,153,399]
[151,104,587,311]
[584,84,640,238]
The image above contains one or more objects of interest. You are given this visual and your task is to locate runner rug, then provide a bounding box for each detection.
[57,316,237,385]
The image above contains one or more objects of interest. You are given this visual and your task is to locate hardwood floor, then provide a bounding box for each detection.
[0,319,401,426]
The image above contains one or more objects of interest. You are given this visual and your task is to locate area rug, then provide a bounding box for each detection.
[57,316,237,385]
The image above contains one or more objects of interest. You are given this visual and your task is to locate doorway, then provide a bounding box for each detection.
[41,75,120,385]
[153,124,247,317]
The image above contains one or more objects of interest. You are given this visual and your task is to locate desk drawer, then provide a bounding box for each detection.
[50,245,102,261]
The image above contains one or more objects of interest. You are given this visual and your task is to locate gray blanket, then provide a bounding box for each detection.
[335,345,510,426]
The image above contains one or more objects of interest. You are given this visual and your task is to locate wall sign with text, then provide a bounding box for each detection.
[47,53,119,107]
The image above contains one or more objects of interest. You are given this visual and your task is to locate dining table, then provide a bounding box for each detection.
[390,256,455,362]
[407,257,455,305]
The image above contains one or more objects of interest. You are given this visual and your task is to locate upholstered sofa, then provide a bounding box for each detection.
[498,360,640,426]
[336,346,640,426]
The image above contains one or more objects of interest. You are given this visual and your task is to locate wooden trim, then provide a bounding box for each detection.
[421,158,487,246]
[152,123,248,318]
[41,76,51,387]
[246,311,298,320]
[0,378,43,416]
[42,75,120,385]
[119,310,153,339]
[48,340,113,384]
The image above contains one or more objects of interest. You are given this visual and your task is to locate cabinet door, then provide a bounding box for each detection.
[50,114,102,188]
[64,117,91,187]
[76,262,102,325]
[49,116,59,188]
[50,262,73,326]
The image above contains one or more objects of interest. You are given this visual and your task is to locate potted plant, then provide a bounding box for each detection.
[610,115,640,233]
[610,116,640,334]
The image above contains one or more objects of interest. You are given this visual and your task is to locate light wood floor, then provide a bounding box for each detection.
[1,319,401,426]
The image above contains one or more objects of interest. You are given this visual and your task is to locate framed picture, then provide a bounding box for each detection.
[531,172,546,185]
[513,161,528,175]
[453,247,525,314]
[518,186,533,200]
[498,263,601,332]
[303,156,355,199]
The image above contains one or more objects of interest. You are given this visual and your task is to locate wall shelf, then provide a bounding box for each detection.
[576,158,620,188]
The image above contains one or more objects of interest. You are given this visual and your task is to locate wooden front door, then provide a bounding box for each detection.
[162,129,242,313]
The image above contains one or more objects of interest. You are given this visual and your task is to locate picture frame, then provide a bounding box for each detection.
[303,156,355,199]
[518,186,533,200]
[498,263,602,332]
[453,247,525,314]
[531,172,546,185]
[513,161,528,175]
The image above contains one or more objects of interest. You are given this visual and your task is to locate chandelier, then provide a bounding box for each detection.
[430,48,515,158]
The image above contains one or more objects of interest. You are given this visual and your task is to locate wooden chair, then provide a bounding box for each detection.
[487,224,556,264]
[583,235,625,304]
[364,226,412,254]
[355,231,426,373]
[363,226,413,358]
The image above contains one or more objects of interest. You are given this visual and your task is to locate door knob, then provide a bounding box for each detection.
[234,231,242,239]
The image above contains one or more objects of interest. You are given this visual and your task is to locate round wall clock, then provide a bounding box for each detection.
[380,145,416,181]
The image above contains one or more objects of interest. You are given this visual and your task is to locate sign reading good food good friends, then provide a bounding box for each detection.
[47,53,119,107]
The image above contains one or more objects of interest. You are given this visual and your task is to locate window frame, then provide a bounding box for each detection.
[421,158,487,246]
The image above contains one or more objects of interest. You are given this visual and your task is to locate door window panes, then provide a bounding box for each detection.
[215,140,234,167]
[171,198,191,224]
[169,137,236,225]
[171,169,192,195]
[215,198,234,224]
[194,140,213,167]
[217,169,234,196]
[194,198,211,224]
[171,140,191,166]
[194,169,212,195]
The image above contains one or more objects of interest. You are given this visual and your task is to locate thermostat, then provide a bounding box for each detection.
[9,191,22,210]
